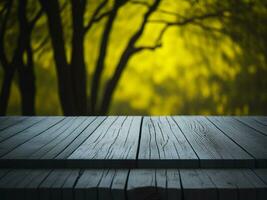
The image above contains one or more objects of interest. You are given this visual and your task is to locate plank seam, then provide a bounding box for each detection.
[0,118,66,157]
[206,117,257,161]
[135,116,143,166]
[0,117,45,143]
[0,117,26,131]
[253,118,267,127]
[235,118,267,137]
[252,170,267,185]
[55,117,105,159]
[171,116,201,167]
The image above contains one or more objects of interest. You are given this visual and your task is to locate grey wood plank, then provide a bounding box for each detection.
[3,117,75,159]
[180,169,217,200]
[236,117,267,136]
[127,169,157,200]
[54,117,103,159]
[111,170,129,200]
[208,116,267,167]
[0,117,9,123]
[98,170,133,200]
[30,117,95,159]
[0,117,44,143]
[156,169,167,200]
[253,169,267,184]
[166,169,181,200]
[0,117,26,131]
[15,169,51,200]
[98,169,116,200]
[253,117,267,126]
[0,169,10,179]
[173,116,254,168]
[0,117,64,157]
[75,169,104,200]
[0,169,31,200]
[127,169,176,200]
[69,116,141,168]
[241,170,267,200]
[205,169,266,200]
[62,170,81,200]
[138,117,198,168]
[39,169,74,200]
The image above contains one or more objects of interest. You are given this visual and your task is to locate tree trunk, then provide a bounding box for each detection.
[39,0,75,115]
[90,1,124,115]
[70,0,87,115]
[100,0,161,114]
[18,45,36,115]
[0,68,15,115]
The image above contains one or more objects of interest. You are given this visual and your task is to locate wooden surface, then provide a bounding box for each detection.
[0,116,267,199]
[0,168,266,200]
[0,116,266,168]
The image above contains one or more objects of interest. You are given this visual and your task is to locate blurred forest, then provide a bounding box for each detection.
[0,0,267,115]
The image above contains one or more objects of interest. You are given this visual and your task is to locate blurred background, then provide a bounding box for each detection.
[0,0,267,116]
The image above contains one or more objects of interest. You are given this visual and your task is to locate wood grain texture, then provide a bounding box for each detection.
[138,116,198,168]
[69,116,141,168]
[253,117,267,126]
[180,169,217,200]
[173,116,254,168]
[236,117,267,136]
[0,117,44,142]
[208,116,267,167]
[205,169,267,200]
[0,117,64,157]
[0,116,267,170]
[0,117,26,131]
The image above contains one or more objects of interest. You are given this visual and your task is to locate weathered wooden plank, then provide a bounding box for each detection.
[208,116,267,167]
[75,170,104,200]
[0,169,30,200]
[0,117,26,131]
[111,170,129,200]
[0,117,64,157]
[127,169,157,200]
[0,169,9,179]
[206,169,267,200]
[69,116,141,168]
[166,169,181,200]
[61,170,80,200]
[3,117,75,159]
[0,117,44,143]
[236,117,267,136]
[253,117,267,126]
[17,169,50,200]
[98,169,116,200]
[180,169,217,200]
[138,117,198,168]
[173,116,254,168]
[31,117,96,159]
[253,169,267,184]
[127,169,171,200]
[39,169,76,200]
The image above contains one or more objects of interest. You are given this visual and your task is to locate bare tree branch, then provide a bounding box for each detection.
[129,0,150,7]
[29,8,43,29]
[93,10,111,22]
[134,43,162,52]
[0,0,12,69]
[33,35,49,53]
[84,0,109,32]
[149,10,227,27]
[100,0,161,114]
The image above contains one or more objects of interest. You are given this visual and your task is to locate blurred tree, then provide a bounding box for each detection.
[0,0,42,115]
[0,0,266,115]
